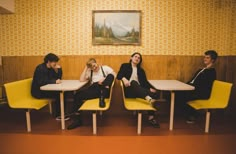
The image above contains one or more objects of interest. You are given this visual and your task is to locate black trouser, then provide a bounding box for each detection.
[175,90,209,118]
[72,74,114,113]
[40,91,66,117]
[124,80,158,116]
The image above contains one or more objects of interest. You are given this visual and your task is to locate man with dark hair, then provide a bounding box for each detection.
[43,53,59,64]
[204,50,218,62]
[31,53,69,120]
[177,50,218,123]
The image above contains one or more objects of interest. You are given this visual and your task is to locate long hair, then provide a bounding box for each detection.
[129,52,143,68]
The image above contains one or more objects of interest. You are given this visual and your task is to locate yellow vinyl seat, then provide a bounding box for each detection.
[120,81,156,135]
[79,80,115,135]
[187,80,233,133]
[4,78,50,132]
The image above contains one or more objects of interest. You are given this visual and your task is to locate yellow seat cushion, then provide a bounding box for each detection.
[9,98,49,110]
[4,78,49,110]
[120,81,156,111]
[188,80,233,110]
[124,98,156,111]
[188,99,229,110]
[79,79,115,112]
[79,98,111,111]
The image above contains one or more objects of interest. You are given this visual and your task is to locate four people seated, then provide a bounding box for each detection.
[31,50,218,129]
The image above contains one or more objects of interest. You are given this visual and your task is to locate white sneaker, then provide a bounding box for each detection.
[55,115,70,121]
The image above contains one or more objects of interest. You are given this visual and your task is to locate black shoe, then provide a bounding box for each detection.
[186,116,195,124]
[99,96,106,108]
[67,119,82,130]
[149,99,159,110]
[148,118,160,128]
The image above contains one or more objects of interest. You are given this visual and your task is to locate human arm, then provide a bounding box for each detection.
[51,64,62,84]
[194,68,216,98]
[34,65,58,86]
[98,65,116,85]
[139,68,156,92]
[80,66,90,82]
[117,64,131,87]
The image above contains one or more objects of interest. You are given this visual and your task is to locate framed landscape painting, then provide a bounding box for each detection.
[92,10,141,45]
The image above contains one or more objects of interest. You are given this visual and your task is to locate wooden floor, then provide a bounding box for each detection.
[1,133,236,154]
[0,103,236,154]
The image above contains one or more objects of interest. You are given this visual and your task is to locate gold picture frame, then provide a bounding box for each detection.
[92,10,141,45]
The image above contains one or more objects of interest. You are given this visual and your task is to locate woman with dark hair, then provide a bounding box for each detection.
[117,52,160,128]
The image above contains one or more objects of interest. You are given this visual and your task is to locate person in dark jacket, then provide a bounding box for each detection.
[31,53,68,120]
[117,52,160,128]
[178,50,218,123]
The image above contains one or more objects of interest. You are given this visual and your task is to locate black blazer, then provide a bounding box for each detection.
[188,67,216,99]
[117,63,153,89]
[31,63,62,98]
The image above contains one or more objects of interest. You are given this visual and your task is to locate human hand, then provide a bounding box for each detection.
[98,77,105,85]
[85,65,91,71]
[52,64,61,73]
[56,79,62,84]
[123,78,130,87]
[55,64,61,69]
[150,88,157,93]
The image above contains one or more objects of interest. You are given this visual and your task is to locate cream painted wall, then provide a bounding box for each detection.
[0,0,235,56]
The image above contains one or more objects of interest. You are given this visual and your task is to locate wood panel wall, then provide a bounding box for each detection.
[1,55,234,82]
[1,55,236,115]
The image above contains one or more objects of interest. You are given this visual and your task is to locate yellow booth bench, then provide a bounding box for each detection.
[187,80,233,133]
[120,81,156,135]
[79,80,115,135]
[4,78,50,132]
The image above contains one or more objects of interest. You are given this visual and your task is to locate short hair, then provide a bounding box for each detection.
[129,52,143,67]
[86,58,97,68]
[205,50,218,62]
[44,53,59,63]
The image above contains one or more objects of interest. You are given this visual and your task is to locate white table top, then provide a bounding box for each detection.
[40,80,88,91]
[149,80,195,91]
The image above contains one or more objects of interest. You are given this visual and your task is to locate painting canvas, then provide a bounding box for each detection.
[92,10,141,45]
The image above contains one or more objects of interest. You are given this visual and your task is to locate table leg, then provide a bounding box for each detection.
[158,91,166,102]
[169,91,175,130]
[137,112,142,135]
[93,112,97,135]
[60,91,65,130]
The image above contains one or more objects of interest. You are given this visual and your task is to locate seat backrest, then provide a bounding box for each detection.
[120,81,126,102]
[209,80,233,108]
[108,79,115,100]
[4,78,33,107]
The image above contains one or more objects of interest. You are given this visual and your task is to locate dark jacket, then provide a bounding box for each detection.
[188,67,216,99]
[117,63,153,89]
[31,63,62,98]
